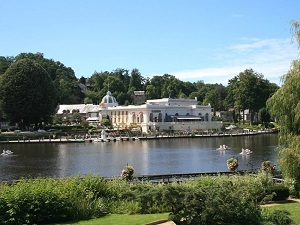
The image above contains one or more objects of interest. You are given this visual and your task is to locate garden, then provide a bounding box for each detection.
[0,170,294,225]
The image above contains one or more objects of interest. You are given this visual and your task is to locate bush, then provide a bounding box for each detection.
[265,185,290,201]
[0,178,72,224]
[0,173,279,225]
[162,176,263,225]
[0,175,109,224]
[121,165,134,181]
[263,210,292,225]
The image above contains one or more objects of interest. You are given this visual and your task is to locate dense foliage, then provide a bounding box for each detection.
[266,20,300,197]
[0,52,279,128]
[0,58,56,127]
[0,173,290,225]
[226,69,279,125]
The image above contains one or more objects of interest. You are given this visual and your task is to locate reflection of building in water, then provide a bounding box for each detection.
[56,91,222,133]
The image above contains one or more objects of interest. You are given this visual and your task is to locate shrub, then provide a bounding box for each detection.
[121,165,134,181]
[163,176,262,225]
[265,185,290,201]
[261,161,276,173]
[0,178,72,224]
[264,210,292,225]
[0,175,110,224]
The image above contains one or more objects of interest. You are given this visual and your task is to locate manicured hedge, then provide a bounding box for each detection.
[265,184,290,201]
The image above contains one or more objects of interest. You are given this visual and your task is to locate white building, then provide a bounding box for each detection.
[57,91,223,133]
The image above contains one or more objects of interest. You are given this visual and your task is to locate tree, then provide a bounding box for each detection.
[0,59,56,128]
[267,60,300,136]
[146,76,164,98]
[226,68,278,125]
[203,84,227,111]
[266,20,300,196]
[0,56,14,75]
[128,68,144,92]
[258,108,271,128]
[15,52,83,104]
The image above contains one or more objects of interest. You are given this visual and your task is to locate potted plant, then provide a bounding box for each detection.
[261,160,275,174]
[121,165,134,180]
[227,157,238,172]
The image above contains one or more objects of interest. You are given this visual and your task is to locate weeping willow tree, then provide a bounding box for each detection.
[266,20,300,196]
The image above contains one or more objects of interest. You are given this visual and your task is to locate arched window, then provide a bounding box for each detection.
[132,114,136,123]
[140,113,144,123]
[150,113,153,122]
[158,113,162,122]
[205,113,209,121]
[186,113,190,116]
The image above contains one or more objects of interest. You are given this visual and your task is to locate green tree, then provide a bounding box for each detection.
[147,76,164,98]
[267,60,300,136]
[258,108,271,128]
[226,69,277,125]
[266,20,300,196]
[128,68,144,92]
[15,52,83,104]
[0,56,14,75]
[0,58,56,128]
[203,84,227,111]
[145,84,158,100]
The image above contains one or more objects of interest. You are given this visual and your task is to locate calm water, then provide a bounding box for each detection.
[0,133,278,181]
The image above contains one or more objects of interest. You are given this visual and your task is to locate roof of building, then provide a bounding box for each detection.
[100,91,118,107]
[146,98,198,106]
[56,104,99,114]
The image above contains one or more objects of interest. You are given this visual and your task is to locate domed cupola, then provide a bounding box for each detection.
[100,91,118,107]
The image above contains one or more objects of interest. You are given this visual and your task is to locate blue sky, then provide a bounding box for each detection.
[1,0,300,85]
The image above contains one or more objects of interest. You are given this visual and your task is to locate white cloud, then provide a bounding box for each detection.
[170,38,299,86]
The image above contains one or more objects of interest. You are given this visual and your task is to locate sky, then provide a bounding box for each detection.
[1,0,300,86]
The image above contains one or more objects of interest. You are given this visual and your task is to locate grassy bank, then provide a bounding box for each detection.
[48,203,300,225]
[48,213,169,225]
[0,173,292,225]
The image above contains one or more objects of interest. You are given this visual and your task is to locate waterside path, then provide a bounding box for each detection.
[0,130,277,144]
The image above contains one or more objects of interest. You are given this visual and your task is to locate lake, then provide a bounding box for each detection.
[0,133,278,182]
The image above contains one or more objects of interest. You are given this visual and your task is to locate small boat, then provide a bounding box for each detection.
[239,148,252,155]
[1,149,13,156]
[216,144,230,150]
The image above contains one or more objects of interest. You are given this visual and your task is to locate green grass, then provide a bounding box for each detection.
[48,213,169,225]
[48,202,300,225]
[262,201,300,224]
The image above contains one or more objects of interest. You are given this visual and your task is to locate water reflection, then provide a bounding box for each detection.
[0,133,278,181]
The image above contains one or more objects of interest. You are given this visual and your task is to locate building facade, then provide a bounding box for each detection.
[57,91,223,133]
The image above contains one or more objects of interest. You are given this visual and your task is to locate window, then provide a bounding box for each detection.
[140,114,144,123]
[205,113,209,121]
[158,113,162,122]
[150,113,153,122]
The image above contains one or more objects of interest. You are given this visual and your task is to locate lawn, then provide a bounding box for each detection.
[48,213,169,225]
[49,202,300,225]
[262,201,300,224]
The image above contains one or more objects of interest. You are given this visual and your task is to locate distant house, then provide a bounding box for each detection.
[215,111,233,122]
[132,91,146,105]
[240,109,258,123]
[0,119,10,129]
[56,104,100,126]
